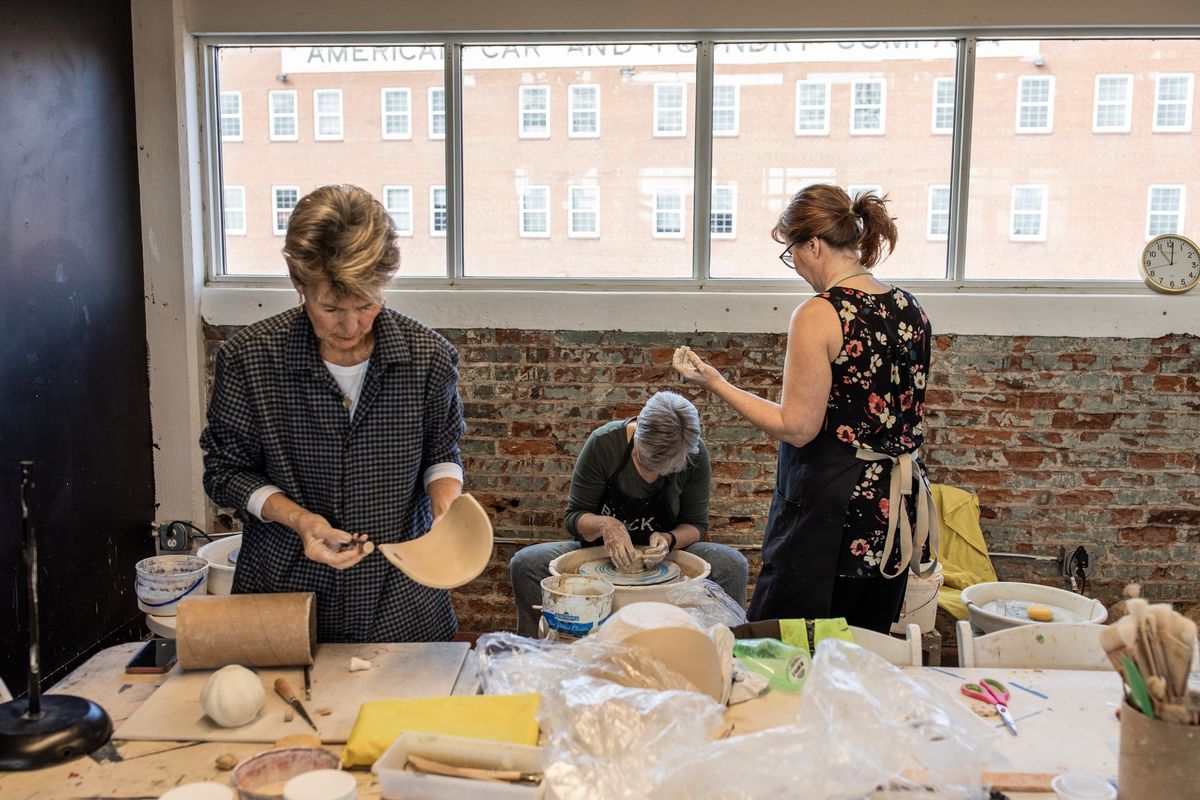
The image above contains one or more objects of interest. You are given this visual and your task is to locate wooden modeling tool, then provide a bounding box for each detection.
[273,677,318,732]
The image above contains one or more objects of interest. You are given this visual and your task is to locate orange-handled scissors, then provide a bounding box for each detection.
[962,677,1017,736]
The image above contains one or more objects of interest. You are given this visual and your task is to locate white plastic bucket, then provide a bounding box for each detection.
[196,534,242,595]
[135,555,209,615]
[891,561,944,635]
[538,574,615,639]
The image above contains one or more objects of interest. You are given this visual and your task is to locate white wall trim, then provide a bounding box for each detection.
[203,286,1200,337]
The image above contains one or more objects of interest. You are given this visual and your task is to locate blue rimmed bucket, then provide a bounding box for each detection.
[135,555,209,616]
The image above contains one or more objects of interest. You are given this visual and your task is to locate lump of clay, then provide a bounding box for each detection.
[199,664,265,728]
[349,657,372,672]
[1026,604,1055,622]
[672,346,700,373]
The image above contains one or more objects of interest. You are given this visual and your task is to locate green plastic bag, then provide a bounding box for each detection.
[732,638,812,692]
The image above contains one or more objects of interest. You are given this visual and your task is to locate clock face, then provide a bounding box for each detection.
[1142,234,1200,293]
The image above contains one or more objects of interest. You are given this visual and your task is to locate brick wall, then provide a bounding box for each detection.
[204,324,1200,632]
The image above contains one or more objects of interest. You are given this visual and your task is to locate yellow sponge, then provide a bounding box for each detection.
[1026,604,1055,622]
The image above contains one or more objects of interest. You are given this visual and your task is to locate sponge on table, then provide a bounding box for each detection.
[1026,604,1055,622]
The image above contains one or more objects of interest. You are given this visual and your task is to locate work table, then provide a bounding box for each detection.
[1,642,1124,799]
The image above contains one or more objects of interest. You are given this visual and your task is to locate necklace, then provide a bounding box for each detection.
[823,262,870,291]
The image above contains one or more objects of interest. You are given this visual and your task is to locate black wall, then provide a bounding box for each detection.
[1,1,154,694]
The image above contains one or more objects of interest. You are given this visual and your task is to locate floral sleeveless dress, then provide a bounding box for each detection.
[819,286,933,579]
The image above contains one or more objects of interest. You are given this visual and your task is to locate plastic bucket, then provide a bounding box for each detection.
[135,555,209,615]
[539,574,615,639]
[196,534,242,595]
[891,561,944,635]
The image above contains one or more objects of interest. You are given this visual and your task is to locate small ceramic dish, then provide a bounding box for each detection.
[230,747,342,800]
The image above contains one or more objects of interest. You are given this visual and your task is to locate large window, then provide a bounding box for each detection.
[381,88,412,139]
[208,38,1200,286]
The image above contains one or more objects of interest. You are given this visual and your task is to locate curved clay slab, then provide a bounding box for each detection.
[379,494,494,589]
[622,627,725,702]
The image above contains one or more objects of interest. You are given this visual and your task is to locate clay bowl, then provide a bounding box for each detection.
[230,747,341,800]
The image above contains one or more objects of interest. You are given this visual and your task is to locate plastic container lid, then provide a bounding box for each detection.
[283,769,357,800]
[159,782,236,800]
[1050,772,1117,800]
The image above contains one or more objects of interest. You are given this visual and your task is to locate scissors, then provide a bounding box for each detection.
[962,677,1017,736]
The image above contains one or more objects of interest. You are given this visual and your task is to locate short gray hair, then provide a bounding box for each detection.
[634,391,701,475]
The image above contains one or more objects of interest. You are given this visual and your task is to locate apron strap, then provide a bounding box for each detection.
[853,448,940,579]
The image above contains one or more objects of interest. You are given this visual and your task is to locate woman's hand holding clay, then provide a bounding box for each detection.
[642,533,670,567]
[295,512,367,570]
[597,517,638,572]
[672,346,723,390]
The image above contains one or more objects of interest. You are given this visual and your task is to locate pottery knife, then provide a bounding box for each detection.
[274,677,318,731]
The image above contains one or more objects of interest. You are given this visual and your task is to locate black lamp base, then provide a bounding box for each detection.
[0,694,113,770]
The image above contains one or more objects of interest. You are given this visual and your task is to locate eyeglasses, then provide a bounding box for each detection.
[779,243,797,270]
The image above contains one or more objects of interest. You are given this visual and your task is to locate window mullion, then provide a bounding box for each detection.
[445,43,464,280]
[692,40,714,282]
[947,36,976,283]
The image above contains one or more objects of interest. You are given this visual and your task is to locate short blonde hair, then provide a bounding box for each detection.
[283,184,400,299]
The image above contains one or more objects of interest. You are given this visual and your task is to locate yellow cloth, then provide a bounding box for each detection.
[930,484,997,620]
[778,619,810,652]
[341,693,541,768]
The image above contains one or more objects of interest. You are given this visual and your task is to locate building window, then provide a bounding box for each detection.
[795,80,830,135]
[519,185,550,236]
[272,186,299,235]
[1010,185,1048,241]
[223,185,246,235]
[653,84,686,137]
[429,87,446,140]
[381,88,412,139]
[1147,185,1186,237]
[1016,76,1054,133]
[430,185,447,236]
[710,184,736,238]
[313,89,343,140]
[568,185,599,238]
[927,185,950,241]
[219,91,242,141]
[1093,74,1132,133]
[568,84,600,138]
[653,190,685,238]
[383,185,413,236]
[850,79,886,135]
[931,78,954,134]
[1153,73,1195,132]
[519,86,550,138]
[847,184,883,202]
[712,83,739,136]
[268,90,298,141]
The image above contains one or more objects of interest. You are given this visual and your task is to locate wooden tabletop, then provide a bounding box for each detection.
[2,643,1124,799]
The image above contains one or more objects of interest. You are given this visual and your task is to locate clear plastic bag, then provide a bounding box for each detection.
[662,578,748,630]
[731,638,812,692]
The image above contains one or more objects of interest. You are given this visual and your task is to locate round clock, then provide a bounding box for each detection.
[1140,233,1200,294]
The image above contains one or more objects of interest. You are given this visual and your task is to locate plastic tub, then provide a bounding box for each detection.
[373,731,542,799]
[134,555,208,615]
[1050,771,1116,800]
[231,747,342,800]
[549,546,711,611]
[538,574,614,639]
[961,581,1107,634]
[197,534,242,595]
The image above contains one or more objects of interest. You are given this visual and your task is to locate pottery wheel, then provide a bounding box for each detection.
[578,557,681,586]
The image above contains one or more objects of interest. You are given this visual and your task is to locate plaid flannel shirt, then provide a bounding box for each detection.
[200,306,466,642]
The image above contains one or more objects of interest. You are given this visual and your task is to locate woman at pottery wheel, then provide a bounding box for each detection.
[200,184,466,642]
[509,391,749,637]
[674,185,937,633]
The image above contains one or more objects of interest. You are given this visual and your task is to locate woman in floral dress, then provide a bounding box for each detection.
[675,184,937,632]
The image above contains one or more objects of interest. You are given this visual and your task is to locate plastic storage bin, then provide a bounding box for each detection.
[372,731,543,800]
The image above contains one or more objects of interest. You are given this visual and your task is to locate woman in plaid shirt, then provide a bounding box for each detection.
[201,185,466,642]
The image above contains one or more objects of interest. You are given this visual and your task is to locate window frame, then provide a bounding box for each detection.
[712,82,740,137]
[428,86,446,140]
[653,82,687,137]
[1146,184,1187,238]
[219,90,243,141]
[794,79,830,136]
[568,184,600,238]
[850,78,887,135]
[927,185,950,241]
[518,85,551,139]
[429,184,448,237]
[383,184,414,236]
[312,88,344,141]
[1152,72,1195,133]
[271,185,299,236]
[222,185,246,235]
[568,83,600,138]
[268,89,298,142]
[710,183,736,239]
[1009,184,1049,242]
[1092,74,1132,133]
[931,77,954,134]
[381,87,413,140]
[519,185,551,237]
[652,189,686,239]
[1015,74,1055,134]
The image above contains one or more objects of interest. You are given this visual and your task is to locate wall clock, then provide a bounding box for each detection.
[1141,233,1200,294]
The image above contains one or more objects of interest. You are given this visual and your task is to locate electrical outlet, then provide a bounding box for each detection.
[1063,545,1093,580]
[157,521,192,553]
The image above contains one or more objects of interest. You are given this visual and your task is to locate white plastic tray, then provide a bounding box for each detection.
[372,732,543,799]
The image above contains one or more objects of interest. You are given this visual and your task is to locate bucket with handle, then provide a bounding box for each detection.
[135,555,209,616]
[537,574,615,640]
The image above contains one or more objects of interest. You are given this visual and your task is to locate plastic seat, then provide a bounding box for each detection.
[956,620,1109,670]
[851,623,923,667]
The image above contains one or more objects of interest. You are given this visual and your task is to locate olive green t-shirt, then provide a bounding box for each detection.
[564,418,711,543]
